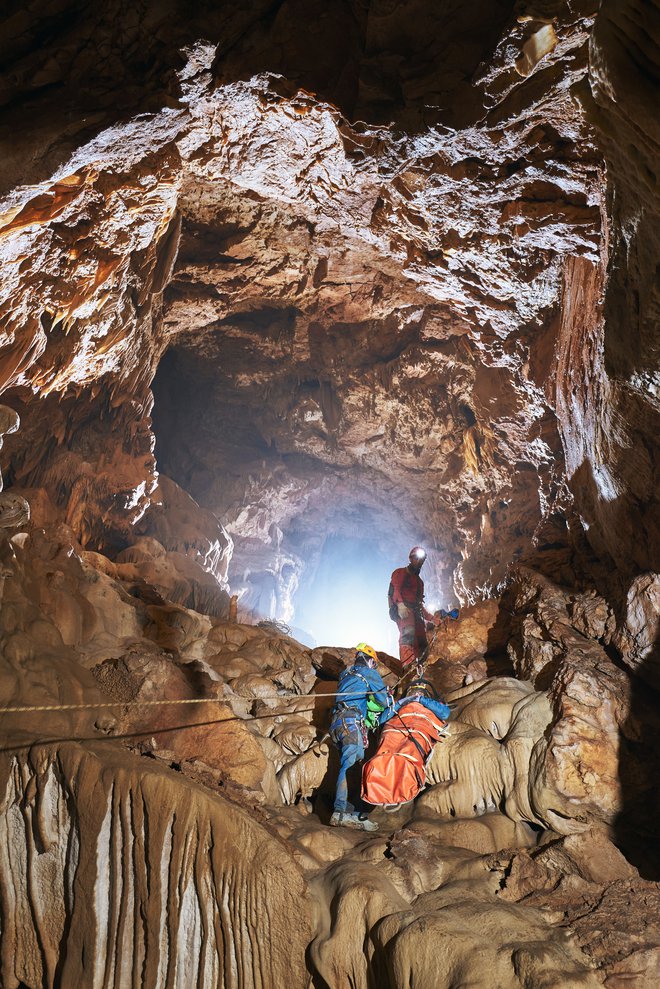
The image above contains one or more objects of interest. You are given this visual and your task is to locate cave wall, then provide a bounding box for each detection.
[553,0,660,580]
[0,1,656,608]
[0,516,657,986]
[0,744,311,989]
[1,4,660,984]
[1,0,629,619]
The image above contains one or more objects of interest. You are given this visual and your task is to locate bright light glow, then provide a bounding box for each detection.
[293,535,405,655]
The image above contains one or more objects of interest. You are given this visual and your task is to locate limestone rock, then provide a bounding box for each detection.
[432,599,501,667]
[612,573,660,689]
[494,836,660,989]
[570,590,613,641]
[374,884,602,989]
[0,1,659,985]
[278,742,330,805]
[136,474,233,587]
[0,744,312,989]
[0,7,607,612]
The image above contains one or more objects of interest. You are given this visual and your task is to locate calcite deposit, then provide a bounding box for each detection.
[0,0,659,986]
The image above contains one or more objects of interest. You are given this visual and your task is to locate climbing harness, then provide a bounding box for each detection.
[330,708,368,748]
[397,607,461,685]
[332,665,386,747]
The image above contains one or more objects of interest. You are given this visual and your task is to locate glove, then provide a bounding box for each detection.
[438,608,460,621]
[397,602,410,619]
[426,621,435,631]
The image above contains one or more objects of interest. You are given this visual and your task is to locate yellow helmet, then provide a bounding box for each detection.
[355,642,378,666]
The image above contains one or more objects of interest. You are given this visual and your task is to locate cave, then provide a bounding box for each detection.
[150,326,438,649]
[1,1,659,987]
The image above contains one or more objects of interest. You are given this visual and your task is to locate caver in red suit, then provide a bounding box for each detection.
[388,546,437,668]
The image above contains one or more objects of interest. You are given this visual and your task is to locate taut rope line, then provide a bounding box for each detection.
[0,686,394,716]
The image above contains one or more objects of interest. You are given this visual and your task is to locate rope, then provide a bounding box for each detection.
[383,633,435,690]
[0,631,455,723]
[0,686,384,716]
[0,667,457,753]
[257,619,292,636]
[392,616,449,688]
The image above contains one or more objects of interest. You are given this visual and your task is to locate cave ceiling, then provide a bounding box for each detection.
[0,0,658,617]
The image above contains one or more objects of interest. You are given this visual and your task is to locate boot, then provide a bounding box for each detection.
[330,811,379,831]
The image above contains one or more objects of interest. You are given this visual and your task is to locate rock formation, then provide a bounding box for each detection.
[0,0,658,986]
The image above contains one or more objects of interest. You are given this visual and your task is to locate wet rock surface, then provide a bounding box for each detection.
[0,0,616,612]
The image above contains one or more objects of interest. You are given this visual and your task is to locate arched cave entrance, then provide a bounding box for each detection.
[151,336,434,649]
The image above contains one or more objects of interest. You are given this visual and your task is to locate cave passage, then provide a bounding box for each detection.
[292,534,401,651]
[151,338,442,642]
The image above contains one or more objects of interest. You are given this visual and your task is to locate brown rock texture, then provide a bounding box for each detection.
[0,744,311,989]
[0,518,656,987]
[0,0,612,612]
[0,0,659,986]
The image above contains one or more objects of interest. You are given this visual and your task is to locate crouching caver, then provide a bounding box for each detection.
[329,642,391,831]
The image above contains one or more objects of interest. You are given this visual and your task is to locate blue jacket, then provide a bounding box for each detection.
[381,694,450,725]
[333,662,390,720]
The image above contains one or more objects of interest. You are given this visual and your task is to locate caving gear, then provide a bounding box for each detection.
[439,608,460,621]
[331,657,389,815]
[330,707,367,747]
[355,642,378,667]
[330,810,379,831]
[405,677,439,700]
[412,617,449,678]
[388,567,434,622]
[365,694,386,731]
[334,660,389,720]
[409,546,427,566]
[388,563,436,667]
[362,694,450,809]
[330,711,367,814]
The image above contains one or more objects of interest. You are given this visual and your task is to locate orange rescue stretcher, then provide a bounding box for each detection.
[361,701,447,810]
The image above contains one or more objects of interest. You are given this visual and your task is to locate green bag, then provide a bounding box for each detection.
[365,694,385,731]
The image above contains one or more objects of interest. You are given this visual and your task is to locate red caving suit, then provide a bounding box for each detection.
[388,565,435,668]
